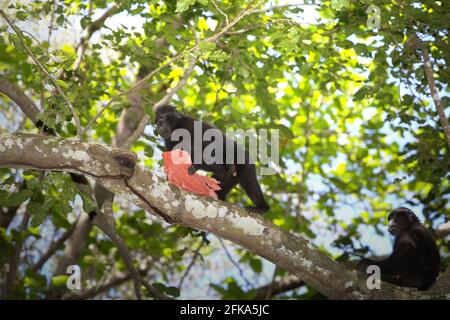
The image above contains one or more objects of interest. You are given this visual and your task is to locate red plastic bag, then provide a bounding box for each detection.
[162,150,221,199]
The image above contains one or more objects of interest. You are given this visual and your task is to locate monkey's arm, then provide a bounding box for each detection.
[381,243,415,285]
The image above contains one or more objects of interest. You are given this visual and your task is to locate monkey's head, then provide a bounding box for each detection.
[387,207,420,236]
[154,105,182,140]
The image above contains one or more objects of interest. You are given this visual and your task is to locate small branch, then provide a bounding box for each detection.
[420,42,450,150]
[435,222,450,239]
[89,191,171,300]
[2,213,30,299]
[218,237,254,289]
[0,75,39,123]
[64,272,131,299]
[90,211,142,300]
[211,0,229,26]
[54,213,93,276]
[82,1,263,136]
[47,0,58,48]
[73,4,121,71]
[0,9,82,139]
[153,54,199,111]
[122,54,199,148]
[140,278,174,300]
[251,3,318,15]
[178,239,205,288]
[32,223,76,272]
[264,266,278,300]
[254,274,305,299]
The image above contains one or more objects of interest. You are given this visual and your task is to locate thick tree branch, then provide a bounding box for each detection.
[0,75,39,122]
[0,74,97,279]
[1,133,448,299]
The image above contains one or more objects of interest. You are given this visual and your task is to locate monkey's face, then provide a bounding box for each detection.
[155,112,178,140]
[387,208,416,236]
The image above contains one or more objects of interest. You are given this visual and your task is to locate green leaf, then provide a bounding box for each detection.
[27,201,46,227]
[198,42,216,53]
[250,258,262,273]
[43,197,57,211]
[151,282,180,297]
[331,0,350,11]
[208,50,229,62]
[175,0,196,13]
[55,79,69,89]
[0,189,33,207]
[51,275,68,287]
[16,11,28,21]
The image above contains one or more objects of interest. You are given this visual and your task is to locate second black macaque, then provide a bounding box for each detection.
[155,105,269,214]
[358,207,440,291]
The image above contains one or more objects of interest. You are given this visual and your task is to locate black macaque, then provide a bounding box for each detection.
[155,105,269,214]
[358,207,440,290]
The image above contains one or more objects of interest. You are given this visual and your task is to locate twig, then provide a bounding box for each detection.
[211,0,229,26]
[0,9,82,139]
[122,54,199,147]
[140,278,174,300]
[47,0,57,48]
[178,239,205,288]
[2,213,30,299]
[420,42,450,150]
[254,274,305,299]
[153,54,199,110]
[218,237,254,289]
[251,3,318,15]
[73,4,120,71]
[32,223,76,272]
[264,266,278,300]
[83,0,263,140]
[81,51,187,135]
[64,272,131,299]
[91,211,143,300]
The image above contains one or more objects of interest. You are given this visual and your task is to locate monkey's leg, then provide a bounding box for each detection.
[236,164,269,214]
[215,176,238,201]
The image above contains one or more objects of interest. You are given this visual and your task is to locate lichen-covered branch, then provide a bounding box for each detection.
[0,133,449,300]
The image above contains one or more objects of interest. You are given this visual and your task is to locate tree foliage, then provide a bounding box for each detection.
[0,0,448,299]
